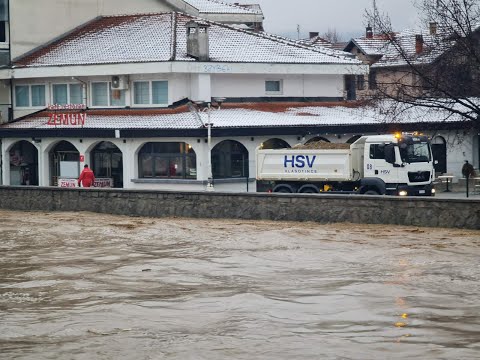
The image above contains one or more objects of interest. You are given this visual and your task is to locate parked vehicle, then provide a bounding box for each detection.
[256,134,435,196]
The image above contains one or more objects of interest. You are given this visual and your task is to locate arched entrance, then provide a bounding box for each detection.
[306,136,330,144]
[49,141,80,186]
[91,141,123,188]
[138,142,197,179]
[9,140,39,185]
[212,140,249,179]
[431,136,447,174]
[261,138,291,149]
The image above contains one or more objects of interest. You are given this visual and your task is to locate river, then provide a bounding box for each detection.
[1,210,479,359]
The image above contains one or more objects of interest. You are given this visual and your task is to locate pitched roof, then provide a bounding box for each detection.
[298,36,333,48]
[297,36,354,58]
[344,35,390,57]
[14,12,361,67]
[183,0,262,14]
[371,29,447,68]
[347,23,480,68]
[1,100,471,131]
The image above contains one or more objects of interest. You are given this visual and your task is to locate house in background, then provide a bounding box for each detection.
[344,23,480,98]
[343,23,480,173]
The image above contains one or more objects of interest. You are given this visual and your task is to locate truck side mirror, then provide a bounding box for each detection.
[384,144,396,164]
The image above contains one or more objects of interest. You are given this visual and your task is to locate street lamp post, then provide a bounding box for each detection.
[190,98,225,192]
[205,102,214,191]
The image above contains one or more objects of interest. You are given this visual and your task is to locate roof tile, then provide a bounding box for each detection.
[15,12,360,67]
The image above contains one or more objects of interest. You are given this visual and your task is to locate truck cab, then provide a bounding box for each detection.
[354,134,435,196]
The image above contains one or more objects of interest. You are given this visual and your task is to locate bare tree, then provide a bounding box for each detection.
[322,28,342,43]
[364,0,480,127]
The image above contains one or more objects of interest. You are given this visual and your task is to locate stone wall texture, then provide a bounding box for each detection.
[0,186,479,229]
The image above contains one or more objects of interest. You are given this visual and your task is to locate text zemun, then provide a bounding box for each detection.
[47,104,87,126]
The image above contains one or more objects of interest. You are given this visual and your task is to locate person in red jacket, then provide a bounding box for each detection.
[78,164,95,187]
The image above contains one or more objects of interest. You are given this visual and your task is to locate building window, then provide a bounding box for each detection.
[52,83,83,105]
[15,84,46,108]
[265,80,283,94]
[133,80,168,106]
[31,85,46,106]
[91,82,126,107]
[0,0,9,45]
[357,75,365,90]
[0,21,6,43]
[138,142,196,179]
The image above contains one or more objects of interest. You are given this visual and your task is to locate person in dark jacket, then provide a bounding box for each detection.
[461,160,475,179]
[78,164,95,187]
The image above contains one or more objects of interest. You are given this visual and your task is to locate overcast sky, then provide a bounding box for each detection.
[247,0,420,40]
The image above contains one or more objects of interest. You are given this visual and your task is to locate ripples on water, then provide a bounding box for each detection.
[0,210,479,360]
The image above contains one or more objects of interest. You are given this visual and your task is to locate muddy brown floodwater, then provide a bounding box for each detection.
[0,210,479,360]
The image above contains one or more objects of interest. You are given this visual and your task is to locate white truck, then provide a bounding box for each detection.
[256,134,436,196]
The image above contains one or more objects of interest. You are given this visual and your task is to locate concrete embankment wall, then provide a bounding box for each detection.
[0,186,479,230]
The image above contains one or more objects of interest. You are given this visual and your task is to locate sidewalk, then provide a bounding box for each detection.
[434,181,480,200]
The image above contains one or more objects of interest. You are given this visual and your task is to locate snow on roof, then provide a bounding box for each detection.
[349,22,480,67]
[2,101,471,131]
[371,29,448,68]
[183,0,262,14]
[347,36,390,57]
[14,12,359,67]
[298,36,333,48]
[297,36,354,58]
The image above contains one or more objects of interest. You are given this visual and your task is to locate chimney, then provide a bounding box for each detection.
[366,25,373,39]
[186,21,210,61]
[415,34,424,54]
[309,31,319,39]
[429,22,437,35]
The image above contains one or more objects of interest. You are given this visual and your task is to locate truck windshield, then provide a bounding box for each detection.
[400,142,432,163]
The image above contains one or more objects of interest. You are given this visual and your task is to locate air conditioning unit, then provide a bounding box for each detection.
[111,75,129,90]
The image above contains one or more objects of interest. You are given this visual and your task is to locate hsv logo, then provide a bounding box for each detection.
[284,155,317,168]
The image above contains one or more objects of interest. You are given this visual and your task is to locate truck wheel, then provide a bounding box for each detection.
[364,189,379,195]
[274,187,292,193]
[299,185,319,193]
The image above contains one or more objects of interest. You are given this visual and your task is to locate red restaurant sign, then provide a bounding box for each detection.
[47,104,87,126]
[48,113,87,126]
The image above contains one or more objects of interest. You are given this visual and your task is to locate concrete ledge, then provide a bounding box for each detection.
[0,186,479,230]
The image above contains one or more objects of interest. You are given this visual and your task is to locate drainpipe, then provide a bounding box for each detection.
[8,0,12,122]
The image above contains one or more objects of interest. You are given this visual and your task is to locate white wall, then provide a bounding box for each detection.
[428,130,477,180]
[211,74,344,98]
[10,72,346,119]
